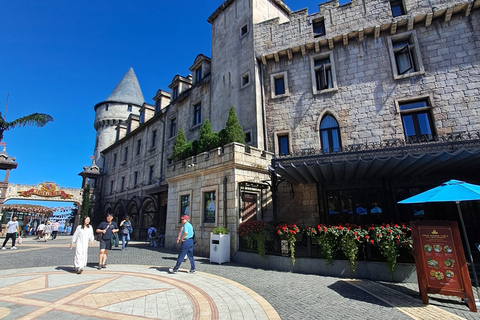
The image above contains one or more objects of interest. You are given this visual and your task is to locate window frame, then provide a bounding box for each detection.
[201,186,218,225]
[312,18,326,37]
[127,105,132,112]
[270,71,289,98]
[396,97,436,144]
[320,115,342,153]
[172,85,179,100]
[276,132,291,156]
[133,171,138,188]
[136,139,141,156]
[195,66,202,83]
[110,180,114,195]
[241,71,251,89]
[150,130,157,149]
[240,24,248,38]
[123,146,128,163]
[170,118,177,138]
[310,51,337,94]
[178,192,192,223]
[120,177,125,192]
[193,102,202,127]
[387,31,425,80]
[148,165,155,184]
[390,0,406,17]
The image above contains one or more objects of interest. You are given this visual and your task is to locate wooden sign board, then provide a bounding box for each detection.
[411,220,477,312]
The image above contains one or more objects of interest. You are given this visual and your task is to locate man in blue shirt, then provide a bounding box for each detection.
[169,215,196,274]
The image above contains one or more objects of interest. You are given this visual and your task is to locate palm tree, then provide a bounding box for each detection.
[0,112,54,142]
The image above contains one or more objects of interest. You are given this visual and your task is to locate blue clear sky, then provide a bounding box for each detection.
[0,0,324,207]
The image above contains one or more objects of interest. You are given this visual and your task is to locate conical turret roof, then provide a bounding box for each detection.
[105,68,145,106]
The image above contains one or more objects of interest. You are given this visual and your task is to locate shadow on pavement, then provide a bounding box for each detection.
[328,281,394,307]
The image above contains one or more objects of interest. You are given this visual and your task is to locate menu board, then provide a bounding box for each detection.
[411,221,476,312]
[419,227,462,290]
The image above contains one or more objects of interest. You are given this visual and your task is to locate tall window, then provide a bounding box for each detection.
[320,115,342,153]
[172,85,179,100]
[133,171,138,188]
[278,135,289,155]
[110,181,114,195]
[126,122,131,135]
[140,111,145,124]
[387,31,424,79]
[150,130,157,148]
[155,99,161,113]
[113,153,117,167]
[123,146,128,162]
[148,165,154,184]
[170,118,177,138]
[390,0,406,17]
[193,103,201,126]
[180,195,190,218]
[204,191,216,223]
[399,100,435,143]
[120,177,125,192]
[195,66,202,83]
[136,139,141,156]
[271,72,289,98]
[314,57,333,90]
[313,18,325,37]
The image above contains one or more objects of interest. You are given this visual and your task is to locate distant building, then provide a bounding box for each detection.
[87,0,480,256]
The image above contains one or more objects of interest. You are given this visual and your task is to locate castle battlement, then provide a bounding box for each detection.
[166,142,273,180]
[255,0,469,57]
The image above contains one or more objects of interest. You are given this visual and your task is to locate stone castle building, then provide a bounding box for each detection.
[86,0,480,258]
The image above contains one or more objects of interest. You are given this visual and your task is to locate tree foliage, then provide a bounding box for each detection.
[172,107,245,162]
[0,112,53,142]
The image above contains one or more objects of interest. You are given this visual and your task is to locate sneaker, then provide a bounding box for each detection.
[101,264,106,268]
[168,268,177,274]
[189,269,196,274]
[1,247,5,250]
[97,265,102,270]
[11,247,17,250]
[77,268,83,274]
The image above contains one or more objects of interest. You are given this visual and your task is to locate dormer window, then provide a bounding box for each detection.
[313,18,325,37]
[127,105,132,112]
[196,66,202,83]
[172,85,179,100]
[155,100,161,113]
[140,111,145,124]
[105,104,109,111]
[126,122,131,134]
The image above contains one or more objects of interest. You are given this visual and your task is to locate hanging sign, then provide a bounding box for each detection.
[411,220,476,312]
[17,182,73,199]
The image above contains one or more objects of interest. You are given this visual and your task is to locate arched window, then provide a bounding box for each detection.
[320,115,341,153]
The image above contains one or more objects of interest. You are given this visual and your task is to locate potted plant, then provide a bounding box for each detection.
[276,223,300,265]
[210,226,230,264]
[238,220,271,258]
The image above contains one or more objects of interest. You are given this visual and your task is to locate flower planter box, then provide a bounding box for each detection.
[210,233,230,264]
[233,251,417,283]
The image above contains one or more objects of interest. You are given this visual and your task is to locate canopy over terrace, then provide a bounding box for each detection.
[272,135,480,185]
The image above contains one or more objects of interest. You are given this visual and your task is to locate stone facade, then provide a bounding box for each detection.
[89,0,480,255]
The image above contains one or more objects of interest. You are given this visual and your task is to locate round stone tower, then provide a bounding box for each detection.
[93,68,145,168]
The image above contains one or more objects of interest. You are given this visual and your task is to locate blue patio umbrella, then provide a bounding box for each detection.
[398,179,480,301]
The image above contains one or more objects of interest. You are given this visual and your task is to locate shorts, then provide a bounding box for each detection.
[99,238,112,250]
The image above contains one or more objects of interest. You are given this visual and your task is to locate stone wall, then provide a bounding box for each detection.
[166,142,273,256]
[260,5,480,152]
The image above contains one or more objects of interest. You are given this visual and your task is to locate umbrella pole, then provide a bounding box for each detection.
[457,201,480,301]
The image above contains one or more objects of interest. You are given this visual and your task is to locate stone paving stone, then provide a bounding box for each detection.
[2,236,479,319]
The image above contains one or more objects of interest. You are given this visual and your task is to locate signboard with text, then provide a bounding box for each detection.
[411,220,476,312]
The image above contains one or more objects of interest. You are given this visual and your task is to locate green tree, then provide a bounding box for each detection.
[199,119,220,153]
[173,129,187,161]
[81,185,90,218]
[222,106,245,145]
[0,112,53,142]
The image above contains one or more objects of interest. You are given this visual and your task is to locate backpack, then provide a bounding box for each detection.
[151,229,157,238]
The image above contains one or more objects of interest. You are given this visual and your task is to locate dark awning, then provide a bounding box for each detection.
[273,143,480,185]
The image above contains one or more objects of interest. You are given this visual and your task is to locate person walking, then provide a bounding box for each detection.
[70,216,94,274]
[148,225,157,247]
[169,215,196,274]
[95,213,118,270]
[119,216,132,251]
[43,221,52,242]
[52,221,60,239]
[1,215,20,250]
[35,222,46,240]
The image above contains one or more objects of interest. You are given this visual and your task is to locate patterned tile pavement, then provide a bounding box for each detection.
[0,235,479,319]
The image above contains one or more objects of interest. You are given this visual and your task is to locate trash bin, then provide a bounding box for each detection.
[210,233,230,264]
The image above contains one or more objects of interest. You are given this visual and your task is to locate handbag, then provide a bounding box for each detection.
[17,236,22,245]
[95,232,103,241]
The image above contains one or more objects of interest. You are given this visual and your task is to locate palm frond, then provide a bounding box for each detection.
[6,113,54,130]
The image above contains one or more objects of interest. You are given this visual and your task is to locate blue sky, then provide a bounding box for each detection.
[0,0,324,207]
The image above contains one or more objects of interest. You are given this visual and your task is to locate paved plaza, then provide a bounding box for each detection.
[0,236,479,319]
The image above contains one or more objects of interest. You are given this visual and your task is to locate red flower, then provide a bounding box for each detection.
[370,240,374,244]
[365,235,369,239]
